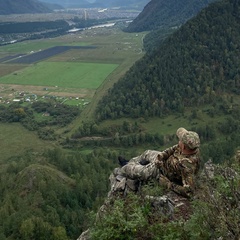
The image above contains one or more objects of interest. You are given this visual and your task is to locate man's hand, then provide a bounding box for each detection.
[155,157,164,168]
[159,175,172,189]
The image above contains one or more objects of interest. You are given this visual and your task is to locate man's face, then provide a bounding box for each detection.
[178,140,184,151]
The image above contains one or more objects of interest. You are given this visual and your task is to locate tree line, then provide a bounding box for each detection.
[0,100,79,140]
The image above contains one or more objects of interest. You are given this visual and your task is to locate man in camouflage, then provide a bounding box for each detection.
[120,127,201,198]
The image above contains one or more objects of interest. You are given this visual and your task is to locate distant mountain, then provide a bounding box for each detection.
[41,0,150,10]
[93,0,150,9]
[41,0,91,8]
[41,2,63,10]
[126,0,217,32]
[0,0,52,14]
[96,0,240,120]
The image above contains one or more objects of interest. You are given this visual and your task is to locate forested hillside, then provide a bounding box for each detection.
[126,0,216,32]
[0,149,117,239]
[0,0,52,14]
[97,0,240,120]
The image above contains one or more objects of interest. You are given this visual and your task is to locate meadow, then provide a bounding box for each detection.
[0,61,119,88]
[0,123,54,161]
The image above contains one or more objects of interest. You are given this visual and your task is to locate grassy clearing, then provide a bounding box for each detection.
[97,105,226,136]
[0,123,53,162]
[0,62,119,88]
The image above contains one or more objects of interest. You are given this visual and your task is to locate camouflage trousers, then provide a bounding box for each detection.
[121,150,161,181]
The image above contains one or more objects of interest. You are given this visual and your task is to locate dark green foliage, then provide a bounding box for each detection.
[0,100,80,133]
[185,162,240,239]
[90,194,149,240]
[0,148,118,239]
[0,20,69,34]
[71,120,142,138]
[90,192,190,240]
[97,0,240,120]
[68,121,164,149]
[143,27,178,53]
[125,0,216,32]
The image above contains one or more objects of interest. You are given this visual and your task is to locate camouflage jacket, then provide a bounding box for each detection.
[157,145,201,197]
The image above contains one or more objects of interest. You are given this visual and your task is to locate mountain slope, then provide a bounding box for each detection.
[93,0,150,9]
[0,0,52,14]
[96,0,240,120]
[126,0,216,32]
[0,149,116,239]
[41,0,91,8]
[42,0,150,10]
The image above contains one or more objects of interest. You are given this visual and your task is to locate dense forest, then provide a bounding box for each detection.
[125,0,216,32]
[97,0,240,120]
[0,21,69,34]
[0,148,118,239]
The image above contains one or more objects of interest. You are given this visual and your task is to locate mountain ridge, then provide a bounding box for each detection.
[41,0,150,10]
[126,0,217,32]
[0,0,52,15]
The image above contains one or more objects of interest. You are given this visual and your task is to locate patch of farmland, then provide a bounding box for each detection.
[8,46,96,64]
[0,54,25,63]
[0,61,119,89]
[0,64,27,78]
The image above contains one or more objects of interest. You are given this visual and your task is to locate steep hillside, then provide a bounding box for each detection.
[0,0,52,14]
[96,0,240,120]
[126,0,216,32]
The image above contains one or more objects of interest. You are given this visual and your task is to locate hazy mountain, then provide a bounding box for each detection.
[41,2,63,10]
[40,0,91,8]
[0,0,52,14]
[41,0,150,10]
[126,0,217,32]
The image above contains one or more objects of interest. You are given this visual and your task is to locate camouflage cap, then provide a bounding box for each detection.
[176,127,200,149]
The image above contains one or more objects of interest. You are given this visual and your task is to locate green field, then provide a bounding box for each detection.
[0,26,146,160]
[0,123,54,161]
[0,62,119,88]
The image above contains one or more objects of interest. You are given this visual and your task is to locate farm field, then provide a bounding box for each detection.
[0,27,145,106]
[0,61,119,88]
[0,38,90,53]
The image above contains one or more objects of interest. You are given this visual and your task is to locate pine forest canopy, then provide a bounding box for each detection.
[96,0,240,120]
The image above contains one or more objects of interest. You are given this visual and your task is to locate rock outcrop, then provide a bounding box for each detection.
[78,157,240,240]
